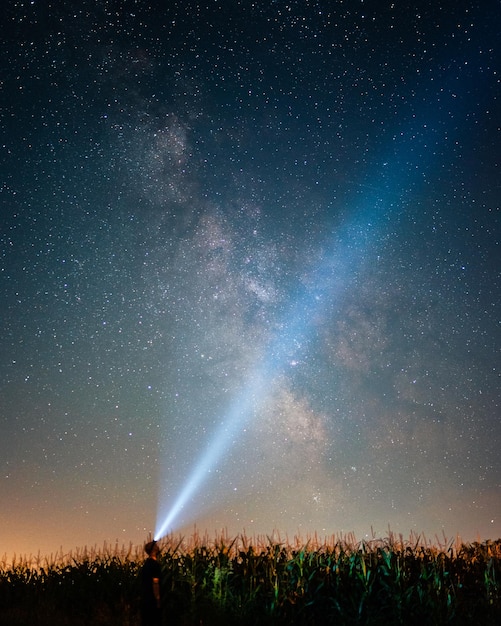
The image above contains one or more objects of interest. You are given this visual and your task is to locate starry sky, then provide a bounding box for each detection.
[1,0,500,559]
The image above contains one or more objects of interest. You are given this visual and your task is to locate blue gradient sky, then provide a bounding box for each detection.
[1,1,500,558]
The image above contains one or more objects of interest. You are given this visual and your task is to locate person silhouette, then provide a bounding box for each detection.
[140,540,162,626]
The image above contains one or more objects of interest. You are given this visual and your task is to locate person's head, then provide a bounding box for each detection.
[144,540,159,557]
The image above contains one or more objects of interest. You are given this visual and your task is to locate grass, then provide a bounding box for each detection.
[1,531,500,625]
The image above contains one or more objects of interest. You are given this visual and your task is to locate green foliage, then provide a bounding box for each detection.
[1,534,500,625]
[0,543,141,626]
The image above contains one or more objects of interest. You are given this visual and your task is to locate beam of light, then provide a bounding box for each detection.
[155,200,387,540]
[155,371,270,540]
[155,88,466,538]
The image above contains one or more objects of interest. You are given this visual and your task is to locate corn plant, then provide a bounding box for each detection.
[1,533,500,625]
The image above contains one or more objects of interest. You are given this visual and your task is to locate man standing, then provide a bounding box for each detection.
[140,540,162,626]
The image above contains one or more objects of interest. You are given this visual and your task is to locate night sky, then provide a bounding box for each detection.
[1,0,500,559]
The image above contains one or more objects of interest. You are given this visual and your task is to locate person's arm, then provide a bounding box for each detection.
[152,577,160,607]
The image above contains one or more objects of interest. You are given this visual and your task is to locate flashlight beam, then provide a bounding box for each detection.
[155,371,269,539]
[155,101,457,537]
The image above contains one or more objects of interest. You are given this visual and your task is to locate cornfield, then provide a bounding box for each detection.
[1,531,500,625]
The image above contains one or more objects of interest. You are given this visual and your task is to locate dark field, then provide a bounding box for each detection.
[1,532,500,625]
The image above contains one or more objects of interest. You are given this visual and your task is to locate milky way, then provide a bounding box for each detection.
[1,1,500,558]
